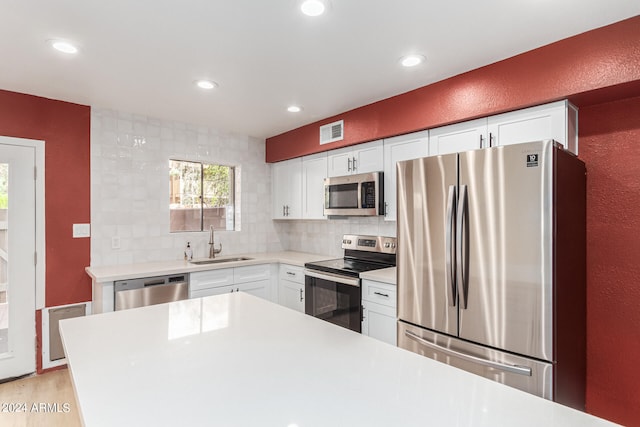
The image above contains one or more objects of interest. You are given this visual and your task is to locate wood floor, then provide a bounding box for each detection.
[0,369,82,427]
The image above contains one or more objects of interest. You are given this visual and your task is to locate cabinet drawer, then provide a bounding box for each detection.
[279,264,304,284]
[234,264,270,284]
[190,268,234,291]
[190,287,223,299]
[362,280,396,308]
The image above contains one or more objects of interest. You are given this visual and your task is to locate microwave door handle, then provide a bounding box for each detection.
[456,185,469,310]
[445,185,457,306]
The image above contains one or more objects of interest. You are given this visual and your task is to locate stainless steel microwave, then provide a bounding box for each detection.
[323,172,384,216]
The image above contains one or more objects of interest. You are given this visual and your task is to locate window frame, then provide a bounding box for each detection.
[169,158,236,233]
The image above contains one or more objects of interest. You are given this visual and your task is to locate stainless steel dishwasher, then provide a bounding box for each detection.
[114,274,189,311]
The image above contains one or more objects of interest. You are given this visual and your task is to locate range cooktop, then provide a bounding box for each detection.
[304,234,397,278]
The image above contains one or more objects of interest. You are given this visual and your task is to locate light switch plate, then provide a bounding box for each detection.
[73,223,91,238]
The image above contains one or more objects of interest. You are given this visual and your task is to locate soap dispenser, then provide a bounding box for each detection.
[185,242,193,261]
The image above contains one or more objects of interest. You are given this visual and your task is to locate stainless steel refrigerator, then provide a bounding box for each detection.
[396,140,586,410]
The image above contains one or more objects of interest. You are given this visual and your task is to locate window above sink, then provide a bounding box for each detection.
[169,159,237,232]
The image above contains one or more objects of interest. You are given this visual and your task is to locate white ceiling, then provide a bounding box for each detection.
[1,1,638,139]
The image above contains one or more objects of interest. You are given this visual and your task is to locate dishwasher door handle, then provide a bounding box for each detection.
[143,279,166,287]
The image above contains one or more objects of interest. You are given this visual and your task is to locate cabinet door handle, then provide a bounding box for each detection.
[299,289,303,302]
[384,202,388,216]
[374,291,389,298]
[347,157,352,171]
[352,157,357,171]
[286,271,296,276]
[282,205,286,217]
[480,134,484,149]
[285,205,289,216]
[489,132,493,148]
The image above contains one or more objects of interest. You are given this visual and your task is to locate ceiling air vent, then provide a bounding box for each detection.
[319,120,344,145]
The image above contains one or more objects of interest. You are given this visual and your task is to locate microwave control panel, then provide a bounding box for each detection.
[361,181,376,208]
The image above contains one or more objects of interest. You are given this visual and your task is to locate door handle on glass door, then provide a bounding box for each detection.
[456,185,469,309]
[446,185,457,307]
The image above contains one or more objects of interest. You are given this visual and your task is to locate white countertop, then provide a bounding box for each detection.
[360,266,396,284]
[60,293,615,427]
[85,251,332,282]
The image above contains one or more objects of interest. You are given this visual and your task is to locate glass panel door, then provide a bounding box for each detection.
[0,162,7,354]
[0,142,36,379]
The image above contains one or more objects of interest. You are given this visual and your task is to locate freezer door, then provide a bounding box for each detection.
[457,140,553,361]
[397,154,458,336]
[398,321,553,400]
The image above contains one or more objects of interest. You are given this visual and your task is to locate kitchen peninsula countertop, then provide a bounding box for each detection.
[60,293,616,427]
[85,251,332,282]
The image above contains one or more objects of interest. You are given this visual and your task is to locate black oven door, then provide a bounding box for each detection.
[304,270,362,333]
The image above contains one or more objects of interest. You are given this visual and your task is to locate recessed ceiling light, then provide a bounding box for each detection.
[300,0,326,16]
[49,39,78,54]
[195,80,218,90]
[400,54,426,67]
[287,106,302,113]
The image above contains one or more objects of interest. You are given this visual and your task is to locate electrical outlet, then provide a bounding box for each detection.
[111,236,121,249]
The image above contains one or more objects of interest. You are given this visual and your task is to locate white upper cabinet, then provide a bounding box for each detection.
[271,158,302,219]
[428,118,487,155]
[487,100,578,153]
[429,100,578,156]
[301,152,327,219]
[383,130,429,222]
[327,140,383,177]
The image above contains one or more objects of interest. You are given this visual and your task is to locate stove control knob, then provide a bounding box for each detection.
[384,242,390,248]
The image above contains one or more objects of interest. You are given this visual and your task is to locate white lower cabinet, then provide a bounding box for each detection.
[361,279,397,345]
[191,280,270,300]
[189,264,271,301]
[278,264,305,313]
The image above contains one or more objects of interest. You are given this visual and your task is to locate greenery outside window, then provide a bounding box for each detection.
[169,159,235,232]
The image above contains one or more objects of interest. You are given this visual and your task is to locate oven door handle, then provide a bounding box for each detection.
[304,269,360,287]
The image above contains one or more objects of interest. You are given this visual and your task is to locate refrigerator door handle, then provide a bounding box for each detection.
[456,185,469,309]
[445,185,457,306]
[404,330,532,376]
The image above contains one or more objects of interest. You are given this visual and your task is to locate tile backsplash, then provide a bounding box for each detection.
[91,108,397,266]
[90,108,282,266]
[273,217,396,258]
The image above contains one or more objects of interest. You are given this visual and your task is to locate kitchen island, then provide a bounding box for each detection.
[60,293,615,427]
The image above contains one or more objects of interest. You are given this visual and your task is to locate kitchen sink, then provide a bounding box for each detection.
[190,257,253,265]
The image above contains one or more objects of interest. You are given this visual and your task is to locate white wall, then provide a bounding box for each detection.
[90,108,282,266]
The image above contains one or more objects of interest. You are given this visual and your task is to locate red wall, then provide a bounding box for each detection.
[579,96,640,426]
[0,89,91,369]
[266,16,640,162]
[265,15,640,427]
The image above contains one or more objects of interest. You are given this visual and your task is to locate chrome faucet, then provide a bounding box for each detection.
[208,225,222,258]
